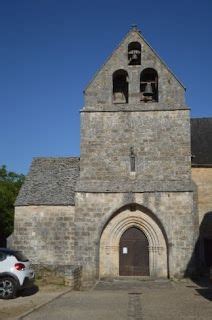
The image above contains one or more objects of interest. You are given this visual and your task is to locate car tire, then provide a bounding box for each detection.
[0,277,17,299]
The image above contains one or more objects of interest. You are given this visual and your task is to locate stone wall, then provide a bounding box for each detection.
[10,206,75,265]
[99,208,168,278]
[74,29,195,287]
[78,29,191,194]
[33,264,82,289]
[192,168,212,226]
[192,168,212,270]
[78,110,191,192]
[84,29,185,110]
[75,191,197,286]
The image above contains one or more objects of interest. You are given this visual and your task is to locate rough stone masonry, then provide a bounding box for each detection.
[11,27,212,288]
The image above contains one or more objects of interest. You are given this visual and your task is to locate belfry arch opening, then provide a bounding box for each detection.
[140,68,158,102]
[128,42,141,65]
[99,204,168,279]
[113,69,129,104]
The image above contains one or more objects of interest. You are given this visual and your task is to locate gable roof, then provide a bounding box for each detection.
[191,118,212,166]
[15,157,80,206]
[85,27,185,92]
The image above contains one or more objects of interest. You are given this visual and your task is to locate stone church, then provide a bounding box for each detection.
[12,27,212,287]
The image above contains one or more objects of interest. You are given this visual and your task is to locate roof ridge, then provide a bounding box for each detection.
[191,117,212,120]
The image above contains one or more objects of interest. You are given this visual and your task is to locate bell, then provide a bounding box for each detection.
[129,50,140,60]
[143,82,153,96]
[132,53,138,60]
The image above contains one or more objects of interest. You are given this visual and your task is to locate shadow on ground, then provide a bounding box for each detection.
[194,277,212,302]
[186,277,212,302]
[18,285,39,297]
[196,288,212,301]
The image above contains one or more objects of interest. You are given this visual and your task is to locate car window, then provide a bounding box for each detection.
[13,251,29,262]
[0,252,6,261]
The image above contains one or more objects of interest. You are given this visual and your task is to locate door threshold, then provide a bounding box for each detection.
[100,276,151,281]
[115,276,151,281]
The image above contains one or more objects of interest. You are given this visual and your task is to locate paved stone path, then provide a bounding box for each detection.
[17,279,212,320]
[128,293,143,319]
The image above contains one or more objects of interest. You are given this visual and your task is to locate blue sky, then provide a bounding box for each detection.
[0,0,212,174]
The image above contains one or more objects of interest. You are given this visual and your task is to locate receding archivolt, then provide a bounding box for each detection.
[100,205,168,278]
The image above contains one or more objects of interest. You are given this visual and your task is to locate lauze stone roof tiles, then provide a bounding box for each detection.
[191,118,212,166]
[15,157,80,206]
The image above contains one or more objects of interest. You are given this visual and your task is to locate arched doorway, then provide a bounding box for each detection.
[119,227,149,276]
[99,205,168,279]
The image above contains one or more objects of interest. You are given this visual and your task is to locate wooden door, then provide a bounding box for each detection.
[119,227,149,276]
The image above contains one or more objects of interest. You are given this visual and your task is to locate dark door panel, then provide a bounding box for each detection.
[119,227,149,276]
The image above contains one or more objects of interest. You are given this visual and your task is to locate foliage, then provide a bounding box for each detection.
[0,165,25,238]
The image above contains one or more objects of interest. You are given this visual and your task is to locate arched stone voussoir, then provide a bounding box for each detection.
[100,206,168,278]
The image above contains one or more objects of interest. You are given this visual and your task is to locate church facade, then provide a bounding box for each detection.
[12,28,212,287]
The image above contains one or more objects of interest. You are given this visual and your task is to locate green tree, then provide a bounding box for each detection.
[0,165,25,241]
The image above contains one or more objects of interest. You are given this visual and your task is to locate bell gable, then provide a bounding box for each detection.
[84,27,186,111]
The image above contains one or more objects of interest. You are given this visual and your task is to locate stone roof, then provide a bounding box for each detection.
[15,157,80,206]
[191,118,212,166]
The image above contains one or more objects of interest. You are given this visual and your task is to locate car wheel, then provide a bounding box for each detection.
[0,277,17,299]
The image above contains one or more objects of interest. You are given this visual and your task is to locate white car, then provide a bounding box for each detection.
[0,248,35,299]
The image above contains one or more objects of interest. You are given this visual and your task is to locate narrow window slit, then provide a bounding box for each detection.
[130,147,136,172]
